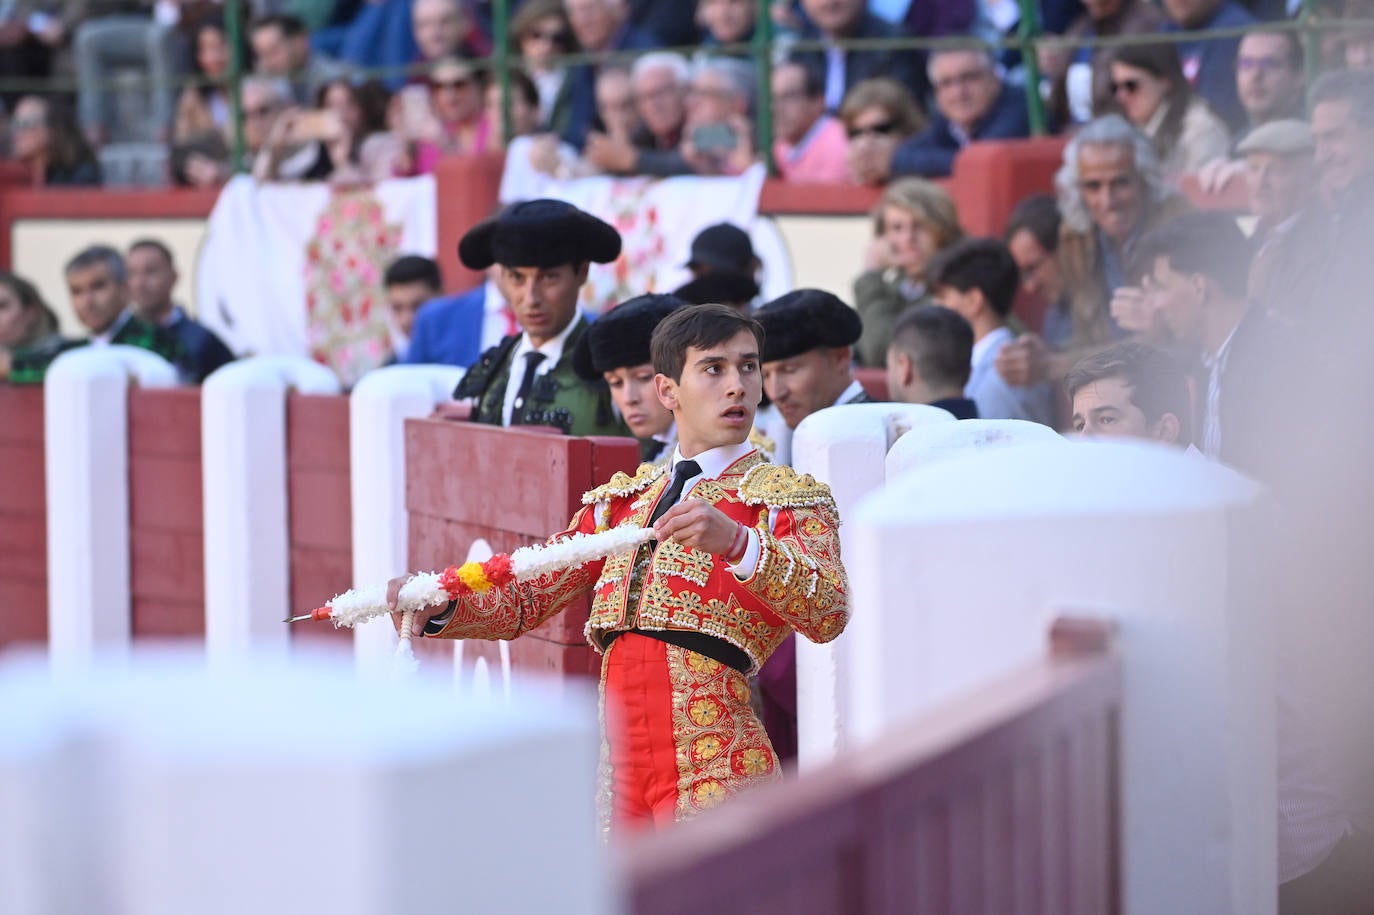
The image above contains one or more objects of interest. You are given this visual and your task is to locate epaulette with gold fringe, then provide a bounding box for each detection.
[582,461,668,505]
[738,462,834,509]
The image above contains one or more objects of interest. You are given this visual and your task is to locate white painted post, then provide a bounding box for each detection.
[849,440,1270,915]
[788,401,956,769]
[347,365,464,671]
[44,346,178,670]
[201,357,340,661]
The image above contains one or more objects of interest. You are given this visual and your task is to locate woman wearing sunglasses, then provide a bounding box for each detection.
[1103,42,1230,182]
[838,77,926,187]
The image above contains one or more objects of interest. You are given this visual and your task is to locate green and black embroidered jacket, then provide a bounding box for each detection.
[453,317,630,438]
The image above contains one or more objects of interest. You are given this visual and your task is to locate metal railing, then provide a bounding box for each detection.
[0,0,1368,182]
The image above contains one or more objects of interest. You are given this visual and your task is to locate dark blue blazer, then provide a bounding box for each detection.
[167,312,235,383]
[798,12,927,106]
[1162,1,1256,133]
[560,24,660,150]
[403,285,487,369]
[891,83,1031,178]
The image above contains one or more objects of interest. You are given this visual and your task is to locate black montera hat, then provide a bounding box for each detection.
[673,271,760,306]
[685,223,755,273]
[458,199,622,270]
[572,294,688,380]
[754,289,863,363]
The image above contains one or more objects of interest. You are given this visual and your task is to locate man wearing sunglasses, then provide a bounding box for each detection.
[891,46,1030,179]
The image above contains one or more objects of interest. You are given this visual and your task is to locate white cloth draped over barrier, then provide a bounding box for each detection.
[195,175,437,386]
[500,163,777,314]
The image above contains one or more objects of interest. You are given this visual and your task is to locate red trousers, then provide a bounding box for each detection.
[600,632,780,835]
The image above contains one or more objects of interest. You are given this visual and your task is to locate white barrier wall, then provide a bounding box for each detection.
[788,401,956,769]
[849,440,1270,915]
[347,365,465,671]
[44,346,179,670]
[0,652,610,915]
[201,357,340,661]
[885,417,1063,476]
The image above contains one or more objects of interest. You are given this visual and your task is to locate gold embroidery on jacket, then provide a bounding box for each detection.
[666,643,779,821]
[652,539,714,587]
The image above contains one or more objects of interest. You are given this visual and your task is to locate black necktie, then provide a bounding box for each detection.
[649,459,702,527]
[510,351,546,424]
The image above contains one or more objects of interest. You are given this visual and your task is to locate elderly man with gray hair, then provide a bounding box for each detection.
[995,115,1190,389]
[890,45,1030,179]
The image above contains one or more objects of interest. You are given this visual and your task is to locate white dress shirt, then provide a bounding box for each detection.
[90,310,133,347]
[665,440,761,579]
[500,315,581,426]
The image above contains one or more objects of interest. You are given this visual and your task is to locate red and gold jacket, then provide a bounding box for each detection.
[429,449,848,673]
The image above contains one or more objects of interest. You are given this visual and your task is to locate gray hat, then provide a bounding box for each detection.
[1236,119,1314,157]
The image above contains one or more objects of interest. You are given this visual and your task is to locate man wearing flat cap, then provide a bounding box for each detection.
[573,293,687,463]
[755,288,872,468]
[1237,119,1315,293]
[453,199,631,437]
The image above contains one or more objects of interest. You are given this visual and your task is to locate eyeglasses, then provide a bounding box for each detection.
[1110,78,1142,96]
[243,104,278,119]
[11,115,44,131]
[431,78,474,91]
[846,120,897,140]
[1237,55,1292,75]
[933,69,990,92]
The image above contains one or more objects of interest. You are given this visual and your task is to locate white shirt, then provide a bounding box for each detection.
[824,46,846,110]
[90,310,133,346]
[481,280,513,351]
[665,440,761,579]
[1202,324,1239,461]
[500,315,581,426]
[966,326,1056,426]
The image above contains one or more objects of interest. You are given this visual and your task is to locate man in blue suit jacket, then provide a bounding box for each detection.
[402,282,492,368]
[1161,0,1256,133]
[797,0,926,109]
[560,0,659,149]
[891,47,1030,178]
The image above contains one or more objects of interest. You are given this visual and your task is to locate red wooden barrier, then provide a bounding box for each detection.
[405,420,641,677]
[0,384,47,647]
[128,387,205,638]
[620,625,1121,915]
[287,392,354,647]
[854,366,890,402]
[948,137,1069,238]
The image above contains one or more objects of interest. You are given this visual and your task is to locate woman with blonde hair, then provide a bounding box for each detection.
[839,78,926,186]
[852,178,964,366]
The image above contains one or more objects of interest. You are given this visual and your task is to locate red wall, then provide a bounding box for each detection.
[0,385,47,646]
[286,393,355,647]
[128,388,206,638]
[405,420,641,677]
